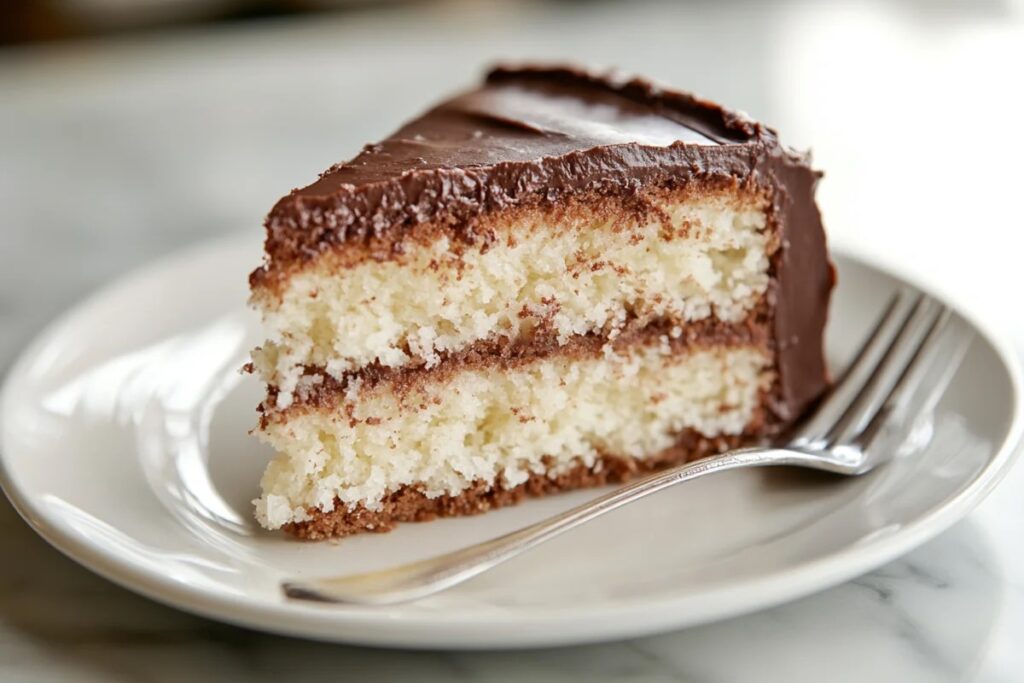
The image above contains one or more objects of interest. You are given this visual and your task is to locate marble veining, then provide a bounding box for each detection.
[1,488,1017,682]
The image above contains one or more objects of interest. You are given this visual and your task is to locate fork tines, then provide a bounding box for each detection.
[791,289,969,455]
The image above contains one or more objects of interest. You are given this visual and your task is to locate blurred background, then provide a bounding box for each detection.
[2,0,1024,375]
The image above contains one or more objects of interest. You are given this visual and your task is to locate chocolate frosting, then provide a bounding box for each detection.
[255,64,834,422]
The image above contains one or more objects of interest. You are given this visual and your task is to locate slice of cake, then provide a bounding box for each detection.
[249,64,834,539]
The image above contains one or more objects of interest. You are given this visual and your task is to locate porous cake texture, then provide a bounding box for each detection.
[249,64,833,539]
[252,187,772,404]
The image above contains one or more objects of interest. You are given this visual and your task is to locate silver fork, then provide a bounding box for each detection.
[283,290,968,606]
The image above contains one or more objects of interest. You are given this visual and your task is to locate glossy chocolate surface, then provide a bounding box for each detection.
[255,64,834,421]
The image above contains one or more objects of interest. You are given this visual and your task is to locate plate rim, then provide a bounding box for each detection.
[2,235,1022,649]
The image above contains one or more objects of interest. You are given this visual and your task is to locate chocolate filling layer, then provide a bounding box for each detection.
[252,63,832,422]
[260,305,774,423]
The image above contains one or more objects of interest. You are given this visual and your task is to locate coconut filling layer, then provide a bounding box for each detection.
[252,194,773,408]
[255,344,771,529]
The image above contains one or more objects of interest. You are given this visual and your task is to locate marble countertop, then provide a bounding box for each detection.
[2,1,1023,680]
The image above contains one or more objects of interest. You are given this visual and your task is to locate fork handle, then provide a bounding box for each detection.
[283,447,814,606]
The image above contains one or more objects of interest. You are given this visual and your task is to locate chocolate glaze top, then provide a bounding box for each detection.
[256,63,834,423]
[300,66,753,193]
[262,64,801,266]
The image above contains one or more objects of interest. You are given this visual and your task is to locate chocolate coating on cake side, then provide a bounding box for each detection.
[253,63,834,423]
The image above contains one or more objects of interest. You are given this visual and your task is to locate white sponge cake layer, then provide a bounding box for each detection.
[252,190,773,407]
[255,344,770,529]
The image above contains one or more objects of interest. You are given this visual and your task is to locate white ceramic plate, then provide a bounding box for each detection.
[1,235,1021,649]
